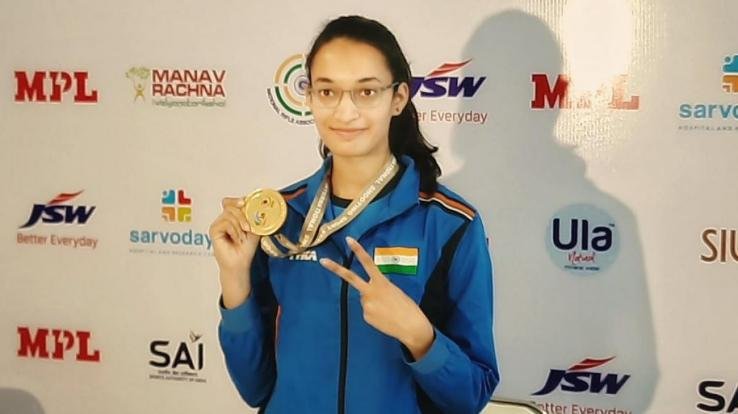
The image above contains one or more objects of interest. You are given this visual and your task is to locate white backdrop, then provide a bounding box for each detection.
[1,1,737,413]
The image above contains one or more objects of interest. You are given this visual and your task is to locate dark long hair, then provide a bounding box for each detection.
[306,15,441,194]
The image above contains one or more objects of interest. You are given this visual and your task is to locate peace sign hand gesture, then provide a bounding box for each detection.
[320,237,435,360]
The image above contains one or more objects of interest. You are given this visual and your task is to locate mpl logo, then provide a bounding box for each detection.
[410,59,486,98]
[17,326,101,362]
[546,204,619,274]
[149,331,206,383]
[532,357,630,396]
[531,74,639,110]
[14,71,98,103]
[701,228,738,263]
[267,54,313,125]
[19,191,96,229]
[162,189,192,223]
[698,380,738,413]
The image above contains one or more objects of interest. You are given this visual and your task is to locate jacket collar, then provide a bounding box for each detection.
[286,154,420,224]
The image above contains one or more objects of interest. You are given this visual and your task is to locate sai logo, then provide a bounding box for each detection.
[698,380,738,413]
[162,189,192,223]
[410,59,486,98]
[722,55,738,93]
[149,331,204,371]
[125,67,150,102]
[532,357,630,396]
[546,204,619,274]
[266,54,313,125]
[19,191,96,229]
[149,331,207,383]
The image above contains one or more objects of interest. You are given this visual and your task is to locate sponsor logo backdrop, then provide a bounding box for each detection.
[1,1,736,413]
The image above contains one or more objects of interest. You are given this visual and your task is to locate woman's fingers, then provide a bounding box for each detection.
[221,197,245,209]
[319,258,370,293]
[224,206,252,233]
[346,237,386,282]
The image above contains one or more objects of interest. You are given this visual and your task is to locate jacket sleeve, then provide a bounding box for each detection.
[404,214,500,413]
[218,249,278,408]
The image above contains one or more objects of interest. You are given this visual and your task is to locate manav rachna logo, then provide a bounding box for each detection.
[125,66,226,107]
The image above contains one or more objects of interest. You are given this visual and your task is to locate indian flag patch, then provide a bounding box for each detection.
[374,247,419,275]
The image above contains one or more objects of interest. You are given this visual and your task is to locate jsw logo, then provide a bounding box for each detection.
[14,71,98,103]
[19,191,96,229]
[532,357,630,396]
[17,326,101,362]
[410,60,486,98]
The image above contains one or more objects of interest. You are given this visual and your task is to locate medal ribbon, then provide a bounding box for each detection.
[260,156,399,258]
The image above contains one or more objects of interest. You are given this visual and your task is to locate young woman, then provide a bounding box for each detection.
[209,15,499,414]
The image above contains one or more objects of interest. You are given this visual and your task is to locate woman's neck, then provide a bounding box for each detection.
[331,151,392,200]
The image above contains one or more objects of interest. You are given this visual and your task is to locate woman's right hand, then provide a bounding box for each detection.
[209,197,262,308]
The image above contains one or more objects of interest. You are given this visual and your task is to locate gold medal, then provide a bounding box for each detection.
[241,189,287,236]
[259,156,400,258]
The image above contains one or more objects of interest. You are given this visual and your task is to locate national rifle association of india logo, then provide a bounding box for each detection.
[267,54,313,125]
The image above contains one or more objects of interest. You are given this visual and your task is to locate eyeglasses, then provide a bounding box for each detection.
[306,82,399,109]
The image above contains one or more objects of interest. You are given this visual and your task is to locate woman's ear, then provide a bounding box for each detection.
[392,82,410,115]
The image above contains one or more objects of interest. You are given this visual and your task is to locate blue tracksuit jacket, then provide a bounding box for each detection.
[218,155,499,413]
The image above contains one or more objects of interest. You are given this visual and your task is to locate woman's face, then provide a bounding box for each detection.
[308,37,409,160]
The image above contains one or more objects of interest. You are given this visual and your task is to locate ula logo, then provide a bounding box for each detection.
[14,71,98,103]
[162,189,192,223]
[17,326,101,362]
[698,380,738,412]
[411,60,486,98]
[546,204,619,274]
[532,357,630,396]
[531,74,639,109]
[701,228,738,263]
[149,331,204,371]
[19,191,96,229]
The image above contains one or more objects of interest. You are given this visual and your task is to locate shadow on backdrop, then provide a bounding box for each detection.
[0,388,45,414]
[442,10,658,413]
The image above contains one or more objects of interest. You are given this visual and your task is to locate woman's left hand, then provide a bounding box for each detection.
[320,237,435,360]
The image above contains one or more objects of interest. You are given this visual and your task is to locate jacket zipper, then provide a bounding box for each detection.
[337,253,353,414]
[290,190,415,413]
[334,226,381,414]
